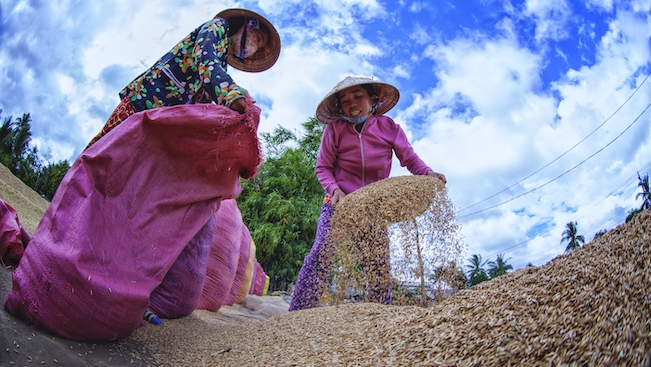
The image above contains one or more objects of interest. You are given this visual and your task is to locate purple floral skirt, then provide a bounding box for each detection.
[289,197,391,311]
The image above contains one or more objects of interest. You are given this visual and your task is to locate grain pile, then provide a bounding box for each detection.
[3,164,650,366]
[131,209,651,366]
[0,163,49,235]
[326,175,466,306]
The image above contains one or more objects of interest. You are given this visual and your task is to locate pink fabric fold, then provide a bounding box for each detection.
[6,102,261,341]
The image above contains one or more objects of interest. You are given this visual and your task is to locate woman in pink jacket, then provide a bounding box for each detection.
[289,76,446,311]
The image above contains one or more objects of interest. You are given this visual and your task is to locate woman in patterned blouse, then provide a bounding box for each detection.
[87,8,281,148]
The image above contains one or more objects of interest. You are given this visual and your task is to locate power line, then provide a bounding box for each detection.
[457,70,651,214]
[457,101,651,219]
[521,209,631,266]
[484,210,626,265]
[480,164,651,262]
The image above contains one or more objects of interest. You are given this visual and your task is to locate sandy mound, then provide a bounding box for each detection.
[1,164,650,366]
[0,164,49,235]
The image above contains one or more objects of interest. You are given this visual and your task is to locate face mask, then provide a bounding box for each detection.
[338,114,368,124]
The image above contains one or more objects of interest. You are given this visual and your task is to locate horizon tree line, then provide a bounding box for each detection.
[466,172,650,287]
[0,110,70,201]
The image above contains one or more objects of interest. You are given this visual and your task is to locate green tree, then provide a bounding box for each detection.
[626,208,643,223]
[593,229,608,241]
[636,172,650,210]
[561,221,585,253]
[0,113,34,175]
[0,110,69,201]
[238,118,325,291]
[465,254,489,286]
[32,160,71,200]
[487,253,513,279]
[431,261,467,293]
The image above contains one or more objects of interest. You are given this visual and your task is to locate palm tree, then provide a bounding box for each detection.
[487,254,513,278]
[32,160,71,200]
[636,172,651,210]
[561,221,585,253]
[0,113,34,174]
[0,111,69,201]
[465,254,488,286]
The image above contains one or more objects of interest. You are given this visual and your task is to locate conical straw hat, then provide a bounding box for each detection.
[216,8,281,73]
[315,76,400,124]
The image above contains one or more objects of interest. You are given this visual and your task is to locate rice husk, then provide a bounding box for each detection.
[131,209,651,367]
[326,175,466,306]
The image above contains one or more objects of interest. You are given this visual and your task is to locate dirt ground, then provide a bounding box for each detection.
[0,164,289,367]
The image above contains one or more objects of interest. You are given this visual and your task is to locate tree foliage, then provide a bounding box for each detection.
[626,208,644,223]
[636,172,651,211]
[431,261,467,292]
[487,253,513,279]
[465,254,489,286]
[237,118,325,291]
[561,221,585,253]
[0,110,70,200]
[593,229,608,240]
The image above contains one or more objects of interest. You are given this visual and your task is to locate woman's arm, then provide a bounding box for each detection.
[194,18,247,109]
[315,125,342,196]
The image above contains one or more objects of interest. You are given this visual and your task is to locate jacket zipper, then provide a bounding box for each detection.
[357,126,365,187]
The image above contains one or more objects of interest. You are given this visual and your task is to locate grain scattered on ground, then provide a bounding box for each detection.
[130,210,651,367]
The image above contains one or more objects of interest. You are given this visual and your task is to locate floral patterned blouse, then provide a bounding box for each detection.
[119,18,245,112]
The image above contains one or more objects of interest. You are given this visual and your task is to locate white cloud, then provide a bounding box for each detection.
[391,64,410,79]
[585,0,614,12]
[409,2,427,13]
[391,2,651,269]
[1,0,649,272]
[423,35,545,119]
[235,50,361,135]
[409,23,433,45]
[524,0,573,42]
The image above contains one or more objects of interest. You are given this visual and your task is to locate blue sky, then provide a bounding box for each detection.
[1,0,650,271]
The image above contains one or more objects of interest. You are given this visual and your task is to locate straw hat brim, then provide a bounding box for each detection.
[315,76,400,124]
[215,8,281,73]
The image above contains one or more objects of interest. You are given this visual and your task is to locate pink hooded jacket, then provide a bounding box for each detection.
[315,115,432,196]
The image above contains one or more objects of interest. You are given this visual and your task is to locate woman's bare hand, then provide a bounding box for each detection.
[330,188,346,207]
[230,98,246,114]
[426,170,447,184]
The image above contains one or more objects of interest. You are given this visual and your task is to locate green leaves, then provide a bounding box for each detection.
[0,110,69,201]
[465,253,489,286]
[487,253,513,279]
[237,118,325,291]
[561,221,585,254]
[636,172,650,211]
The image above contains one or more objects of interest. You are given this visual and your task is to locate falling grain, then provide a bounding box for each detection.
[327,175,466,306]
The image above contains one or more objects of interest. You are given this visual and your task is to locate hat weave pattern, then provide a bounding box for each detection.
[316,76,400,124]
[216,8,281,73]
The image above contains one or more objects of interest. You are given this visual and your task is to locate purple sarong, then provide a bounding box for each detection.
[289,200,392,311]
